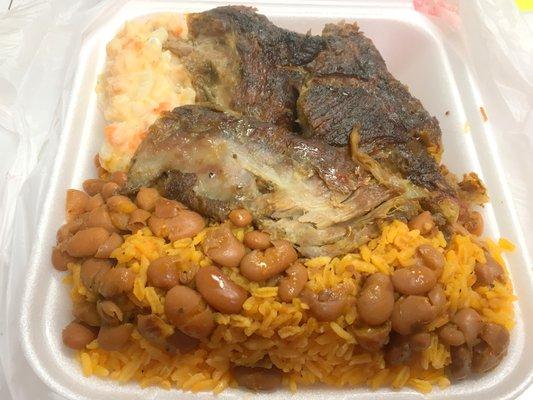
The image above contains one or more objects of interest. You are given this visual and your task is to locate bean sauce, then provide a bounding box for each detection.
[357,273,394,326]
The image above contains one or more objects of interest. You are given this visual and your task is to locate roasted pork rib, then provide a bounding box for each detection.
[126,7,481,255]
[126,105,421,257]
[166,6,458,219]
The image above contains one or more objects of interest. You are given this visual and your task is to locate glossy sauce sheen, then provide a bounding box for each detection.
[195,265,247,314]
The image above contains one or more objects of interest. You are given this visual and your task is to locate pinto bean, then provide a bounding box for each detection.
[51,247,77,271]
[101,181,119,200]
[85,193,104,211]
[80,258,113,290]
[428,283,446,314]
[392,265,436,295]
[62,322,97,350]
[166,329,199,354]
[111,295,139,322]
[195,265,248,314]
[83,179,105,196]
[136,187,160,211]
[384,331,430,364]
[136,314,173,348]
[417,244,445,278]
[110,212,129,231]
[438,323,466,346]
[57,220,81,243]
[232,366,282,391]
[410,332,431,351]
[475,255,504,286]
[97,301,123,326]
[109,171,127,187]
[472,342,503,373]
[357,273,394,326]
[180,309,214,340]
[480,322,509,357]
[301,287,346,322]
[228,209,253,227]
[70,214,87,230]
[97,267,135,298]
[72,301,100,327]
[384,334,412,365]
[65,227,110,258]
[278,262,308,302]
[202,225,246,268]
[452,308,482,347]
[85,206,117,232]
[154,198,184,218]
[166,210,205,241]
[243,231,271,250]
[95,232,123,258]
[391,295,435,335]
[57,221,76,240]
[450,345,472,380]
[97,323,133,351]
[240,240,298,282]
[106,195,136,214]
[176,261,198,285]
[107,301,135,322]
[148,216,166,237]
[127,208,151,233]
[353,323,391,352]
[164,285,214,339]
[147,256,181,290]
[464,211,484,236]
[408,211,435,235]
[137,314,198,354]
[66,189,89,222]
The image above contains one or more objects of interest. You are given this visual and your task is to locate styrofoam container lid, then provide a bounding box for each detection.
[16,1,533,399]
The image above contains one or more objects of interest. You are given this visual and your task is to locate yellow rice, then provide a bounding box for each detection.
[66,220,516,393]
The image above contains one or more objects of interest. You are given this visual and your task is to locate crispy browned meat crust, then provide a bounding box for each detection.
[298,22,446,195]
[298,75,449,194]
[174,6,324,129]
[168,7,455,205]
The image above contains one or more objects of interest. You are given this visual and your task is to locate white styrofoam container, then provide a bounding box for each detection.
[19,1,533,399]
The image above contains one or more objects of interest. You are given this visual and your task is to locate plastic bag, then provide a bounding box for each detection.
[0,2,114,398]
[416,1,533,254]
[0,1,531,399]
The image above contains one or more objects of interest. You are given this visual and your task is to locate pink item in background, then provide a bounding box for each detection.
[413,0,461,29]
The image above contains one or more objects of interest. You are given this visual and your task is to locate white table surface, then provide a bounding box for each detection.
[0,0,531,399]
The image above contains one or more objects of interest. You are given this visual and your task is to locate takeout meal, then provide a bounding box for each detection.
[51,6,516,394]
